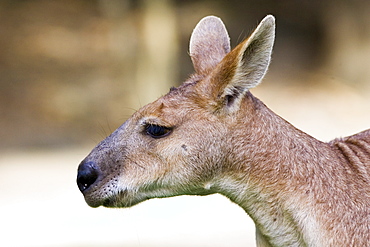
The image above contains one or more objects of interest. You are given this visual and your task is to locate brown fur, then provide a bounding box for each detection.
[77,15,370,246]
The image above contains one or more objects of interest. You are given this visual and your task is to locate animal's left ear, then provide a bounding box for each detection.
[203,15,275,113]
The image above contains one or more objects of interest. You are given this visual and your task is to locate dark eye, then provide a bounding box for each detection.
[145,124,172,138]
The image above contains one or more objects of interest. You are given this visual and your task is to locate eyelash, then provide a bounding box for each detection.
[145,124,172,139]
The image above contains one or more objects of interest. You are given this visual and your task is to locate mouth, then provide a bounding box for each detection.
[83,192,120,208]
[80,184,120,208]
[83,187,145,208]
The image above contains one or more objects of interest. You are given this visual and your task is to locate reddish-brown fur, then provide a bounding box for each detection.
[77,15,370,246]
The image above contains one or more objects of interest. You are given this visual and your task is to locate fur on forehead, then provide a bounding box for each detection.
[163,74,204,98]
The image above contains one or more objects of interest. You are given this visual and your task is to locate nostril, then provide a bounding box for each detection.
[77,161,99,192]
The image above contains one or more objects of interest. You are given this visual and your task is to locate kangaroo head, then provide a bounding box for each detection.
[77,15,275,208]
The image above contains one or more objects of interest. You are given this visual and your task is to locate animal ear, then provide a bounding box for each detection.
[202,15,275,113]
[189,16,231,75]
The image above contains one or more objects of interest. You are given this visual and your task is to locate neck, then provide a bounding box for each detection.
[216,93,335,246]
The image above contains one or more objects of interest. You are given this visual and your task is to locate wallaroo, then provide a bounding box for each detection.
[77,15,370,246]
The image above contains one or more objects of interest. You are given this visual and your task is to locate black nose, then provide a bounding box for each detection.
[77,161,99,192]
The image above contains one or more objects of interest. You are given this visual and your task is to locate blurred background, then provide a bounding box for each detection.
[1,0,370,246]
